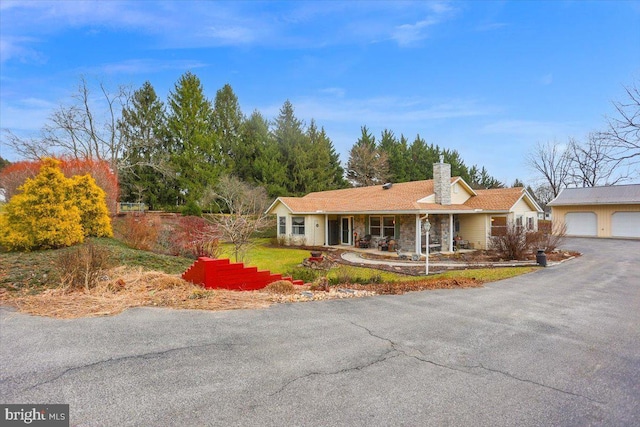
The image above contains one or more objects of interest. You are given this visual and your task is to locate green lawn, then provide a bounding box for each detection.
[220,239,538,284]
[220,239,416,283]
[1,237,537,291]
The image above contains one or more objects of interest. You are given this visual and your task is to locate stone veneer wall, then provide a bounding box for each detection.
[433,162,452,205]
[398,215,416,252]
[353,215,366,241]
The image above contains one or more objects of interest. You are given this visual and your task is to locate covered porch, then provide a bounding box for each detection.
[323,213,486,255]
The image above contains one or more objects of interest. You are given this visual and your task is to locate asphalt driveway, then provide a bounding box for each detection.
[1,238,639,426]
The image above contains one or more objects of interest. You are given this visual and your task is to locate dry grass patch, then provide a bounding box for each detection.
[263,280,297,294]
[345,277,482,295]
[0,266,274,318]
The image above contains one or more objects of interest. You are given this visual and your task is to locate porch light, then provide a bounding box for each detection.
[423,220,431,275]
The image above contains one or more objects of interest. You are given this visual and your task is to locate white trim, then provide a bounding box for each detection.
[448,214,454,252]
[324,214,329,246]
[415,215,422,255]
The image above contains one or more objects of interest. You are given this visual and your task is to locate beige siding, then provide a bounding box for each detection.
[552,204,640,238]
[512,199,538,229]
[305,214,326,246]
[512,198,532,214]
[272,204,327,245]
[271,204,291,219]
[451,182,473,204]
[458,214,489,249]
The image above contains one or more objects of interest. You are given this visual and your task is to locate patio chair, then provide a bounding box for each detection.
[378,236,391,251]
[358,234,372,248]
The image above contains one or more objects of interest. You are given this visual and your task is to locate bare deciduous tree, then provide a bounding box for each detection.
[202,175,271,263]
[43,77,130,168]
[532,184,555,210]
[601,81,640,165]
[568,133,629,187]
[526,140,572,198]
[2,77,130,169]
[1,130,51,160]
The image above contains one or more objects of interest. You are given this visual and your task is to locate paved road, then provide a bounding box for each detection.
[1,238,639,426]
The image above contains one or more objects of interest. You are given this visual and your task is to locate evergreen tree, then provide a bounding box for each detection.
[0,158,83,251]
[69,174,113,238]
[475,166,505,189]
[407,135,438,180]
[306,120,347,192]
[166,72,218,204]
[243,111,288,196]
[0,156,10,171]
[378,129,410,183]
[212,84,244,173]
[271,100,311,195]
[346,126,389,187]
[441,148,471,182]
[118,81,174,209]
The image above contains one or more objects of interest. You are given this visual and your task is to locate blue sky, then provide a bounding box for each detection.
[1,0,639,185]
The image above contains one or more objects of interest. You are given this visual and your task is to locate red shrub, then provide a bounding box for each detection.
[0,161,41,200]
[115,214,160,251]
[0,157,119,214]
[59,158,119,215]
[168,216,220,259]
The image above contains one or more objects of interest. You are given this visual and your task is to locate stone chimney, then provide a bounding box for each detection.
[433,156,451,205]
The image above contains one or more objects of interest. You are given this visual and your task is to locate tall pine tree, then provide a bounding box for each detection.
[242,111,288,196]
[212,84,244,173]
[166,72,218,204]
[271,100,311,195]
[306,120,347,192]
[118,81,174,209]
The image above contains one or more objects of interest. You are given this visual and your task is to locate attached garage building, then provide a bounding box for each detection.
[548,184,640,238]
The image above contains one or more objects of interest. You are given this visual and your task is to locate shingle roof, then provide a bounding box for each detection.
[270,179,538,214]
[548,184,640,206]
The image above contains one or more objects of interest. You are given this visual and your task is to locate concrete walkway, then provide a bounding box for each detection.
[340,251,544,268]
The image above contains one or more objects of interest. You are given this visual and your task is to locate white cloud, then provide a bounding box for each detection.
[475,22,509,32]
[0,97,55,132]
[289,95,494,125]
[199,25,258,45]
[81,59,209,75]
[390,1,458,46]
[479,119,579,142]
[0,36,46,64]
[319,87,346,98]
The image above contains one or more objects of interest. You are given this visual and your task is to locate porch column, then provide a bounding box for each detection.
[324,214,329,246]
[449,214,454,252]
[415,214,422,255]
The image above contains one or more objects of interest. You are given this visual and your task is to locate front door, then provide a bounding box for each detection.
[341,217,352,245]
[328,220,340,245]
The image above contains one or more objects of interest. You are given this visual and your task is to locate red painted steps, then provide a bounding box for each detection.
[182,257,304,291]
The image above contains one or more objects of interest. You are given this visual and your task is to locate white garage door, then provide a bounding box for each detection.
[612,212,640,238]
[565,212,597,236]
